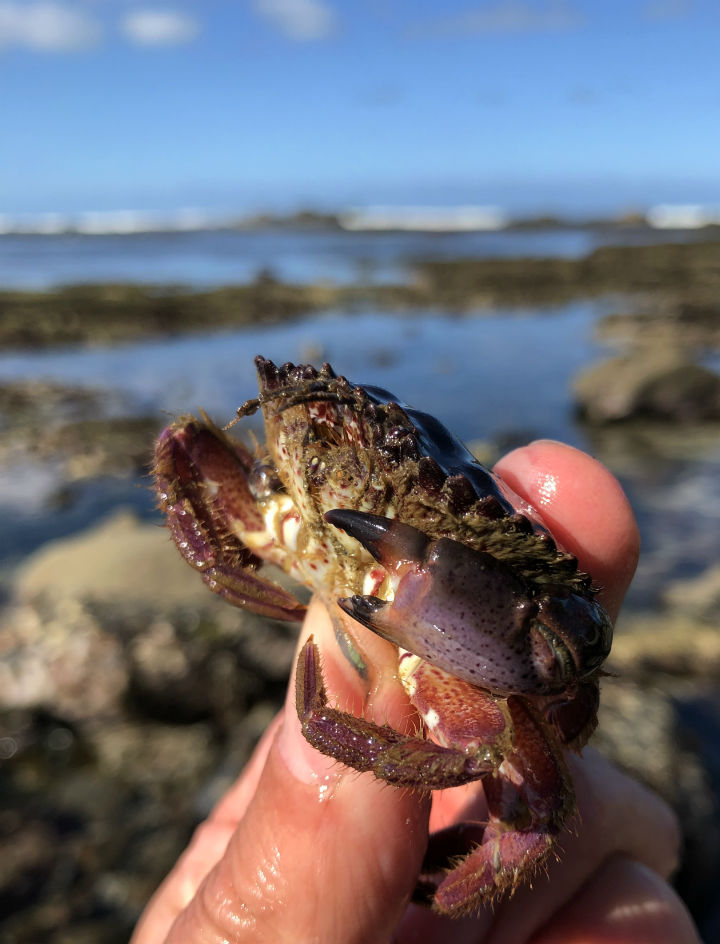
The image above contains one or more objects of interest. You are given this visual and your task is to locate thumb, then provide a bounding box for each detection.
[164,596,430,944]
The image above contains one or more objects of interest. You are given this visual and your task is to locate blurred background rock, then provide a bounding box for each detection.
[2,2,720,940]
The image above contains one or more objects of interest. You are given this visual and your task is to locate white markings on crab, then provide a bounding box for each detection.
[232,492,299,574]
[423,708,441,732]
[398,651,442,731]
[281,511,301,552]
[398,651,422,696]
[202,478,220,497]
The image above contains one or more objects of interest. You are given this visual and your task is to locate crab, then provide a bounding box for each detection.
[152,356,613,917]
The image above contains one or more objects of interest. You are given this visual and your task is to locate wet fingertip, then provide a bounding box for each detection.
[277,602,366,790]
[495,439,639,609]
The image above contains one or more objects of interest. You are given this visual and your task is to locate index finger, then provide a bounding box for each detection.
[494,440,640,621]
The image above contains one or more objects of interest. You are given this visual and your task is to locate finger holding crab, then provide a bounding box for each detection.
[135,436,697,944]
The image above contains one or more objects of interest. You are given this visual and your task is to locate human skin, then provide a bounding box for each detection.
[132,441,701,944]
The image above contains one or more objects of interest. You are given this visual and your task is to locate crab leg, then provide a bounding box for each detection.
[296,638,501,788]
[154,419,306,621]
[423,696,574,915]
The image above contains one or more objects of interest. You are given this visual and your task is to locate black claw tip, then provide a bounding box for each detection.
[324,509,393,561]
[337,594,387,628]
[325,508,429,568]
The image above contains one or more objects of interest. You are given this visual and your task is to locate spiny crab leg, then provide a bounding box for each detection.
[296,638,501,789]
[324,509,611,698]
[297,637,574,912]
[154,419,307,622]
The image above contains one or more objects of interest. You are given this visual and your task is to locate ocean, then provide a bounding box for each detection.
[0,223,700,290]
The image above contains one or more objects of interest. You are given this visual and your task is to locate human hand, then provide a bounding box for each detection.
[132,441,701,944]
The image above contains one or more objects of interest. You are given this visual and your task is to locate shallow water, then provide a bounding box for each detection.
[0,224,702,289]
[0,304,599,437]
[2,298,719,611]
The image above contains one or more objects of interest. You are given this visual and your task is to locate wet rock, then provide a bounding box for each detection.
[0,599,127,721]
[7,510,299,725]
[595,679,720,927]
[574,348,720,424]
[89,720,216,792]
[610,564,720,681]
[40,416,162,480]
[662,564,720,623]
[597,296,720,353]
[599,571,720,935]
[15,509,221,609]
[0,707,202,944]
[610,615,720,681]
[0,818,61,919]
[0,508,298,942]
[0,379,103,424]
[0,379,160,484]
[121,605,294,725]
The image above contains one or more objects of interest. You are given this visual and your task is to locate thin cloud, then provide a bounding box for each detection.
[413,1,583,37]
[0,1,101,51]
[121,9,199,46]
[253,0,336,41]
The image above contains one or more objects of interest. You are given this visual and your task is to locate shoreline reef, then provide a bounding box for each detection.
[1,237,720,349]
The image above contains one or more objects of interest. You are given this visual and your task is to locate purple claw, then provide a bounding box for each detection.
[154,418,306,623]
[332,514,605,697]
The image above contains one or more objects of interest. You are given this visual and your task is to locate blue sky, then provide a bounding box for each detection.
[2,0,719,217]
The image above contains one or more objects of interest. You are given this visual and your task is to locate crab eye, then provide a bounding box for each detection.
[533,592,613,684]
[578,603,613,675]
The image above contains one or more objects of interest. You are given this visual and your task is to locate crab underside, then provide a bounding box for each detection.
[153,356,613,917]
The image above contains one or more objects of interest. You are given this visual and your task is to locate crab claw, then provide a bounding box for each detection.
[154,418,307,622]
[323,509,430,569]
[326,510,609,697]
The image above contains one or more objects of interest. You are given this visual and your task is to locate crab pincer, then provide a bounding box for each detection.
[154,417,306,621]
[324,508,612,698]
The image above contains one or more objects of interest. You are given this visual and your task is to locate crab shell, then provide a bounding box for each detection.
[153,356,613,916]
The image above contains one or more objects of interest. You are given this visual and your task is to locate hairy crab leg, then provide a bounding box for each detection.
[425,696,574,915]
[296,638,502,789]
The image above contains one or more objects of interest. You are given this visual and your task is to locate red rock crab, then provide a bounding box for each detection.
[152,356,613,917]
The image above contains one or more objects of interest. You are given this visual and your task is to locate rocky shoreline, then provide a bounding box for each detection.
[1,512,303,942]
[2,236,719,349]
[2,235,720,940]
